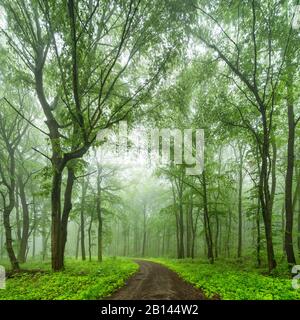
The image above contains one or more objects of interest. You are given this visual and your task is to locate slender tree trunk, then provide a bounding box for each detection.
[42,232,50,261]
[161,225,165,256]
[298,192,300,257]
[51,167,63,270]
[270,137,277,211]
[15,185,21,248]
[202,171,214,263]
[80,178,88,261]
[259,118,276,272]
[97,202,103,262]
[96,166,103,262]
[2,148,20,271]
[128,226,130,256]
[0,221,3,259]
[284,59,296,265]
[214,213,219,259]
[256,197,261,267]
[142,205,146,257]
[88,206,94,262]
[178,201,184,259]
[293,168,300,257]
[57,167,74,268]
[191,208,199,259]
[237,149,243,258]
[134,218,138,256]
[32,230,36,258]
[3,208,20,271]
[226,208,232,258]
[75,225,80,259]
[17,176,30,263]
[123,226,127,256]
[186,200,192,258]
[175,211,180,258]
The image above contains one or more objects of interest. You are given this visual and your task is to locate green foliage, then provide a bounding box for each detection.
[0,258,138,300]
[151,259,300,300]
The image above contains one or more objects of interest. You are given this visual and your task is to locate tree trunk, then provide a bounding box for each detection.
[175,210,180,258]
[32,229,36,258]
[298,191,300,257]
[0,221,3,259]
[161,225,165,256]
[256,197,261,267]
[88,205,94,262]
[226,208,232,258]
[97,202,103,262]
[59,167,75,268]
[51,168,63,271]
[96,166,103,262]
[186,200,192,258]
[178,202,184,259]
[284,59,296,265]
[15,185,22,248]
[259,118,277,272]
[17,176,30,263]
[191,208,200,259]
[75,225,80,259]
[237,149,243,258]
[3,208,20,271]
[2,147,20,271]
[142,205,146,257]
[202,171,214,263]
[214,213,219,259]
[80,178,88,261]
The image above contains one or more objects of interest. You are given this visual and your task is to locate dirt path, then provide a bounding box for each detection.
[107,260,206,300]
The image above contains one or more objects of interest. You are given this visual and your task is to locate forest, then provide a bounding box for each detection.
[0,0,300,301]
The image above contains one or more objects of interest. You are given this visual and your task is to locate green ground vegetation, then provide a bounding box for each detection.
[150,258,300,300]
[0,258,138,300]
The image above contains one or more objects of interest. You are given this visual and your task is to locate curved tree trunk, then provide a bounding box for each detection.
[2,148,20,271]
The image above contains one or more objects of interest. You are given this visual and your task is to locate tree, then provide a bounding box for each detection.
[0,100,28,271]
[1,0,180,270]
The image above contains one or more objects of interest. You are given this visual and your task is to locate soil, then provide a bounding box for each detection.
[107,260,207,300]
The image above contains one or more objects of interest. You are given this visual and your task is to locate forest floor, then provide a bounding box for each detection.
[151,258,300,300]
[107,260,207,300]
[1,257,300,300]
[0,257,138,300]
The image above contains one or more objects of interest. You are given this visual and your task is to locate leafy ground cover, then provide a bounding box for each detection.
[0,257,138,300]
[150,258,300,300]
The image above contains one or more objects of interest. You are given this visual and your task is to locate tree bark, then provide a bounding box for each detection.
[191,208,200,259]
[96,166,103,262]
[142,205,147,257]
[80,178,88,261]
[202,171,214,263]
[59,167,75,267]
[256,197,261,267]
[88,204,94,262]
[284,57,296,265]
[75,225,80,259]
[298,190,300,257]
[51,167,63,270]
[1,147,20,271]
[17,175,30,263]
[237,147,243,258]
